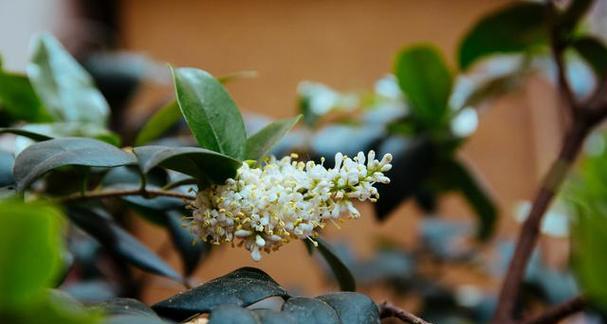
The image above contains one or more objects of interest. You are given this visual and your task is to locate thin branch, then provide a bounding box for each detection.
[379,301,432,324]
[57,188,195,203]
[523,296,587,324]
[550,25,578,117]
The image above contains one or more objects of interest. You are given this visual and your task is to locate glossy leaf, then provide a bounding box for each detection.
[27,34,109,125]
[245,115,302,160]
[0,150,14,187]
[394,45,452,127]
[166,210,211,276]
[0,70,50,122]
[171,67,247,159]
[572,36,607,81]
[92,298,158,318]
[208,304,258,324]
[122,195,184,225]
[67,207,182,282]
[0,200,63,309]
[13,137,136,191]
[316,292,380,324]
[152,267,289,321]
[0,127,53,141]
[133,145,240,184]
[135,101,181,146]
[459,2,550,69]
[282,297,340,324]
[308,238,356,292]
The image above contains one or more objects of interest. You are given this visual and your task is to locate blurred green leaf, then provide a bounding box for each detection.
[394,45,452,127]
[133,145,240,184]
[27,34,109,125]
[571,36,607,81]
[135,101,181,146]
[0,150,14,187]
[0,200,63,309]
[245,115,301,160]
[13,137,136,191]
[152,267,289,322]
[21,122,121,146]
[282,297,340,324]
[462,73,524,108]
[458,2,550,70]
[208,304,258,324]
[0,71,50,122]
[558,0,593,37]
[171,67,247,159]
[67,207,182,282]
[307,238,356,292]
[0,127,53,141]
[440,159,497,240]
[166,210,211,276]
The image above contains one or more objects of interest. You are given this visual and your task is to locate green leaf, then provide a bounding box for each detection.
[152,267,289,322]
[135,101,181,146]
[0,71,50,122]
[307,238,356,292]
[558,0,593,36]
[282,297,340,324]
[571,36,607,82]
[133,145,240,184]
[67,207,182,282]
[316,292,380,324]
[441,159,497,240]
[166,211,211,276]
[92,298,158,318]
[0,200,63,309]
[208,304,258,324]
[245,115,301,160]
[21,122,121,146]
[458,2,550,70]
[0,127,53,141]
[171,67,247,159]
[394,45,452,127]
[571,203,607,310]
[27,34,109,125]
[13,137,136,191]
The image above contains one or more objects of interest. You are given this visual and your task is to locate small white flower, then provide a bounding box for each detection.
[189,151,392,261]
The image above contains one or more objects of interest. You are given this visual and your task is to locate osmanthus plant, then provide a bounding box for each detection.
[0,34,410,323]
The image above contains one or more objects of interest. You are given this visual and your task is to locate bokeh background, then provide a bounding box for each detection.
[1,0,589,320]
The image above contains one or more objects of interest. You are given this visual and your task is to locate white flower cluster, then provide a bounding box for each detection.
[189,151,392,261]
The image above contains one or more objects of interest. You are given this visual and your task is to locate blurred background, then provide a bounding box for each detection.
[2,0,599,322]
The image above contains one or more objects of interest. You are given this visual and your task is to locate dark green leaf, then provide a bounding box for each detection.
[374,137,436,221]
[0,71,50,122]
[462,73,525,108]
[171,67,247,159]
[152,267,289,321]
[308,238,356,292]
[92,298,157,318]
[440,159,497,240]
[133,145,240,184]
[21,122,121,146]
[458,2,550,69]
[558,0,593,36]
[0,127,53,141]
[0,200,63,309]
[251,309,296,324]
[67,207,182,282]
[245,115,301,160]
[13,137,136,191]
[282,297,340,324]
[316,292,380,324]
[208,304,258,324]
[105,314,168,324]
[394,45,452,127]
[0,150,14,187]
[27,34,109,125]
[122,195,184,225]
[135,101,181,146]
[571,36,607,82]
[167,211,211,276]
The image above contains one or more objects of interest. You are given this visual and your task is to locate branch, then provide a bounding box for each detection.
[379,301,432,324]
[550,26,578,117]
[523,296,587,324]
[57,188,196,203]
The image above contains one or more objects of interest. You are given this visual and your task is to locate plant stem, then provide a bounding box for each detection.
[57,188,195,203]
[379,301,432,324]
[522,296,587,324]
[494,120,589,322]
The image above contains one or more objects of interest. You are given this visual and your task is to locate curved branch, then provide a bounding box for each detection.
[523,296,587,324]
[379,301,432,324]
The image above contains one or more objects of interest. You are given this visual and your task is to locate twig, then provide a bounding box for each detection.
[523,296,587,324]
[57,188,195,203]
[379,301,432,324]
